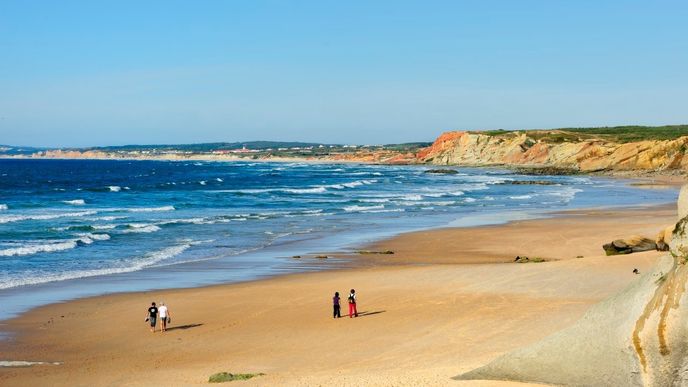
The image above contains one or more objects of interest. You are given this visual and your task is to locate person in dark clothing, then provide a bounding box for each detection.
[333,292,341,318]
[146,302,158,333]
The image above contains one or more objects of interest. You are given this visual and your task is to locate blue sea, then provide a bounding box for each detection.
[0,159,679,320]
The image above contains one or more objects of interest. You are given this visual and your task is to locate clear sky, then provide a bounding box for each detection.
[1,1,686,147]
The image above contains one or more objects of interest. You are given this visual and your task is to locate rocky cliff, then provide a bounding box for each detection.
[418,130,688,172]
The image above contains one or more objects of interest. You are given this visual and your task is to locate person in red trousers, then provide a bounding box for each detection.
[348,289,358,318]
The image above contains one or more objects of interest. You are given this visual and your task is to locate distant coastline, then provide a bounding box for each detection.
[3,125,688,177]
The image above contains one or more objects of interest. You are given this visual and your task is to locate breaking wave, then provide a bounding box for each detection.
[122,224,161,233]
[0,241,196,289]
[63,199,86,205]
[0,233,110,257]
[0,211,98,224]
[127,206,175,212]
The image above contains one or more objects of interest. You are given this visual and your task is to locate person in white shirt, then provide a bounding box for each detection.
[158,302,171,332]
[348,289,358,318]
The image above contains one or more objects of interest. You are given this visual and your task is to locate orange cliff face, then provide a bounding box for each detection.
[416,131,467,160]
[416,130,688,173]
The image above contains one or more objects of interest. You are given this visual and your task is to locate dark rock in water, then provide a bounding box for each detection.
[603,237,657,256]
[315,255,328,259]
[292,255,301,259]
[514,166,580,175]
[357,250,395,255]
[499,180,558,186]
[425,169,459,174]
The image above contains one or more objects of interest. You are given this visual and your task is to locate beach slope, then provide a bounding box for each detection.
[0,205,677,386]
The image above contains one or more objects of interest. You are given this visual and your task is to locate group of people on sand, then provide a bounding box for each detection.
[332,289,358,318]
[145,301,172,332]
[143,289,356,332]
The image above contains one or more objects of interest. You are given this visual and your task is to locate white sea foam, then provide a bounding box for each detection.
[0,211,98,224]
[361,208,404,213]
[360,198,390,203]
[0,241,197,290]
[158,218,207,225]
[108,186,121,192]
[63,199,85,205]
[509,195,533,200]
[0,233,109,257]
[127,206,175,212]
[458,183,489,191]
[401,194,423,201]
[546,188,583,202]
[283,187,327,194]
[209,179,375,195]
[463,198,477,203]
[0,240,78,257]
[92,224,117,230]
[88,216,125,221]
[350,171,383,176]
[215,178,223,182]
[199,180,207,185]
[122,224,161,233]
[344,205,384,212]
[422,192,446,198]
[340,180,365,188]
[81,233,111,241]
[0,204,7,210]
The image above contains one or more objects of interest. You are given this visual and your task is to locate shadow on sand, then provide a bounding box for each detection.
[166,323,203,331]
[349,310,386,318]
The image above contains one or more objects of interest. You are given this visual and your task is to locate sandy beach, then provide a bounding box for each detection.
[0,204,677,386]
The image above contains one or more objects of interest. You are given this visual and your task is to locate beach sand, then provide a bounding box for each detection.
[0,204,677,386]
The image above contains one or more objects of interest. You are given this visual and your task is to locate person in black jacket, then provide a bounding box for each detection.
[332,292,341,318]
[145,302,158,333]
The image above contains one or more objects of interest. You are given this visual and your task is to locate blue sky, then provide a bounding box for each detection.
[1,1,686,147]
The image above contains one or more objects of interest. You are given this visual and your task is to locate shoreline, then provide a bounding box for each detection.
[0,201,678,386]
[2,156,687,181]
[0,198,677,324]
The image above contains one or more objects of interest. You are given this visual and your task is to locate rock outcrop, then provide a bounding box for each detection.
[418,131,688,172]
[454,184,688,386]
[603,236,658,255]
[657,225,674,252]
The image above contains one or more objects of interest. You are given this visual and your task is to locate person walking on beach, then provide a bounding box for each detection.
[146,302,158,333]
[158,302,171,332]
[333,292,341,318]
[348,289,358,318]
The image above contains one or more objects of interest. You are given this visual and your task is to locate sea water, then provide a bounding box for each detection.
[0,159,678,320]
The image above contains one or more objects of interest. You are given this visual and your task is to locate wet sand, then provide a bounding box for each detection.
[0,204,677,386]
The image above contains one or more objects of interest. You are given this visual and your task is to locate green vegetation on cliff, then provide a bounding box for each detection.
[480,125,688,143]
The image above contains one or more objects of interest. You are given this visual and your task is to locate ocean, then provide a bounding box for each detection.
[0,159,678,320]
